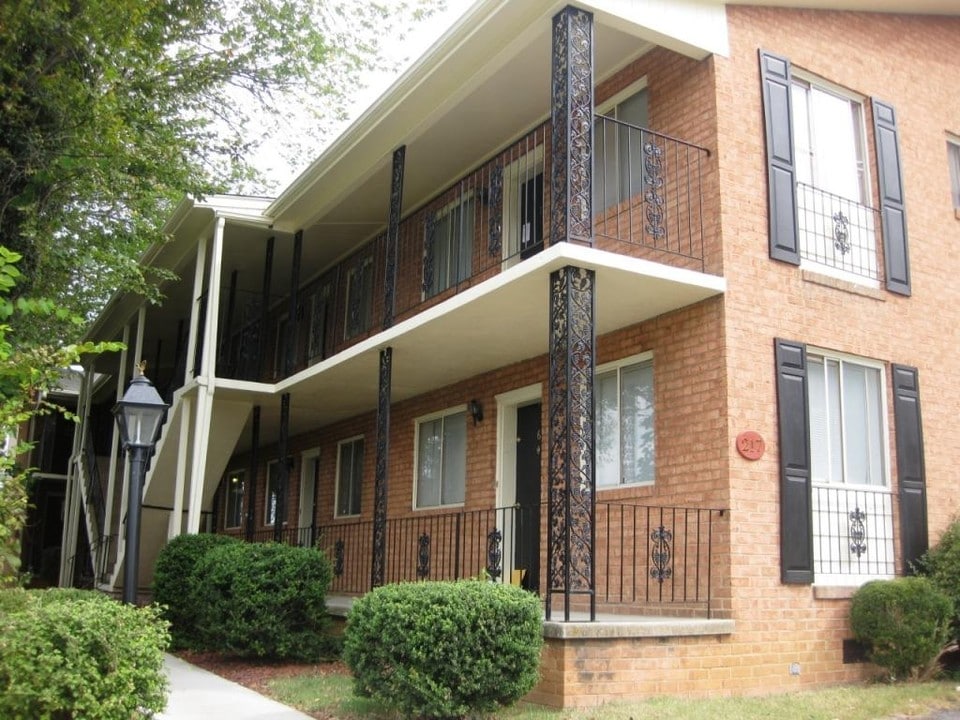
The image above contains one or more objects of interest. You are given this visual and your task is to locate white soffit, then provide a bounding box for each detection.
[586,0,730,58]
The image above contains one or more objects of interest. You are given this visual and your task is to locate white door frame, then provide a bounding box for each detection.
[494,383,542,585]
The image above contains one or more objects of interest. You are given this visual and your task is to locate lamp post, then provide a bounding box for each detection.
[113,370,168,604]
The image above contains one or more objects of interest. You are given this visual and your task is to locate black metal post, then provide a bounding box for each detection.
[275,393,290,543]
[383,147,405,329]
[246,405,260,541]
[371,347,391,587]
[284,231,303,376]
[258,237,274,380]
[123,445,148,605]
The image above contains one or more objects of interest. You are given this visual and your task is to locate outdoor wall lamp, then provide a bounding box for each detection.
[468,399,483,425]
[112,366,168,605]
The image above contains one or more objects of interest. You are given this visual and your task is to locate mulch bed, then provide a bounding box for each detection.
[175,650,350,718]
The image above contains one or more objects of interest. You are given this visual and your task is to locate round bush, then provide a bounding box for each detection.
[343,580,543,718]
[850,577,953,680]
[0,589,169,719]
[919,517,960,638]
[153,532,237,648]
[191,541,333,661]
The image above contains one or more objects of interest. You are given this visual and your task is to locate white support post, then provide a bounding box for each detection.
[103,325,130,542]
[168,394,192,538]
[184,233,209,386]
[186,217,225,533]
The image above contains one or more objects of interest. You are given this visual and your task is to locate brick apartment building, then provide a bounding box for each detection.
[36,0,960,707]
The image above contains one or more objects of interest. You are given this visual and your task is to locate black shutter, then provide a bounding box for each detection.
[892,364,927,572]
[760,51,800,265]
[873,100,911,296]
[775,338,814,584]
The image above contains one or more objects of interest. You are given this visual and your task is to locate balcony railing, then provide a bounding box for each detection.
[812,484,895,579]
[212,118,711,384]
[797,182,881,283]
[592,116,709,270]
[236,501,725,618]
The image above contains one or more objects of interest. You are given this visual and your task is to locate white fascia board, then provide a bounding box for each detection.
[585,0,729,59]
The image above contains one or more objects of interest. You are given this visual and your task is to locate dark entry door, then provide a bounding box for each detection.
[515,402,541,593]
[519,173,544,259]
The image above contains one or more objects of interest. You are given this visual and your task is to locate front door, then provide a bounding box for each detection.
[515,402,541,592]
[519,174,544,259]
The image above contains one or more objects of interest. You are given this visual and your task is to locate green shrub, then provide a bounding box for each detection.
[343,580,543,718]
[850,577,953,680]
[191,541,333,661]
[919,517,960,639]
[0,588,169,719]
[153,532,237,648]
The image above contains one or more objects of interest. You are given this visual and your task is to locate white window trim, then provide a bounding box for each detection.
[806,348,894,587]
[806,347,891,491]
[334,436,364,519]
[595,351,655,492]
[224,469,245,529]
[791,71,878,288]
[596,77,649,117]
[422,191,475,300]
[947,134,960,214]
[501,146,545,267]
[413,405,469,511]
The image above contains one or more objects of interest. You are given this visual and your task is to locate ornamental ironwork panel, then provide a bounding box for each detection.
[371,347,392,588]
[643,139,665,241]
[486,528,503,580]
[333,539,345,577]
[383,146,405,329]
[849,507,867,557]
[284,230,303,377]
[417,532,431,579]
[546,265,596,620]
[488,163,504,256]
[422,212,437,295]
[650,525,673,583]
[550,6,593,246]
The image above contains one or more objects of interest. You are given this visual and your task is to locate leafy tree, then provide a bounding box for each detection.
[0,0,438,343]
[0,248,119,585]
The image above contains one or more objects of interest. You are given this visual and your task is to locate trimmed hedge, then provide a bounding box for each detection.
[343,580,542,718]
[191,541,334,661]
[850,577,953,680]
[0,588,169,719]
[919,517,960,640]
[153,532,237,648]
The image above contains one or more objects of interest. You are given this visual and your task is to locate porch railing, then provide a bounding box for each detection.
[238,501,724,618]
[213,118,711,384]
[812,484,895,578]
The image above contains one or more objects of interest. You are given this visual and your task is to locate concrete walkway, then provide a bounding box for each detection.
[157,654,313,720]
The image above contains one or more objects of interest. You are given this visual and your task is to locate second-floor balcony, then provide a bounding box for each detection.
[210,115,715,386]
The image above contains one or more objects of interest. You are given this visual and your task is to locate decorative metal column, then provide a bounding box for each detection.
[550,5,594,248]
[546,4,596,624]
[546,266,596,621]
[284,230,303,376]
[371,347,392,587]
[245,405,261,541]
[274,393,290,543]
[383,147,405,329]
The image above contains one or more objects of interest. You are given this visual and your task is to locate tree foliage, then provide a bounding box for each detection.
[0,0,438,341]
[0,248,120,585]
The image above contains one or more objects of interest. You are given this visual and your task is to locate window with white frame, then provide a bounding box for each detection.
[265,458,290,526]
[415,409,467,509]
[593,85,649,212]
[344,256,374,339]
[335,438,363,517]
[595,356,655,488]
[948,138,960,210]
[224,470,245,529]
[501,146,545,263]
[424,194,474,297]
[791,76,877,280]
[807,351,894,581]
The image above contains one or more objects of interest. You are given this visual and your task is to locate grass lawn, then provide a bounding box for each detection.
[266,672,960,720]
